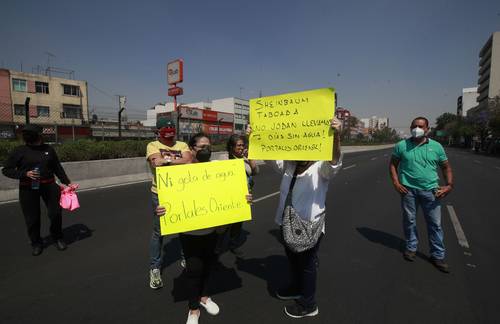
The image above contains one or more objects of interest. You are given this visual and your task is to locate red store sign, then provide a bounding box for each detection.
[203,110,218,122]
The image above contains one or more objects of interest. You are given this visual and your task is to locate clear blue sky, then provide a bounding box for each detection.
[1,0,500,128]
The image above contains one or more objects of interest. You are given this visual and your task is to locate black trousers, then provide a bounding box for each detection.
[282,228,323,309]
[179,232,217,310]
[19,183,62,246]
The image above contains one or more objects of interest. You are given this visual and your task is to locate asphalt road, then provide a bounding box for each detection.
[1,148,499,324]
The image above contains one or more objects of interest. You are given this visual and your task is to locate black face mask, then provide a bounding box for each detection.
[196,147,212,162]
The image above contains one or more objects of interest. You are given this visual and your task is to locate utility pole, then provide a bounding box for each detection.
[118,95,126,138]
[24,97,30,125]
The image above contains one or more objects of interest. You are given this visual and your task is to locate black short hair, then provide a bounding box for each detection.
[188,132,210,149]
[411,116,429,128]
[226,134,247,159]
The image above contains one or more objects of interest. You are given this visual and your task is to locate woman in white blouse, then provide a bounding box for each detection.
[270,117,342,319]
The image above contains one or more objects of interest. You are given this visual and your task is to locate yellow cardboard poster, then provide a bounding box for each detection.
[155,159,251,235]
[248,88,335,161]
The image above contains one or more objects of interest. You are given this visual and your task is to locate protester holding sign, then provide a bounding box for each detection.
[215,134,259,257]
[261,117,342,319]
[1,124,72,256]
[146,118,192,290]
[156,132,252,324]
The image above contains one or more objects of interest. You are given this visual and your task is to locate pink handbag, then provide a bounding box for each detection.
[59,184,80,211]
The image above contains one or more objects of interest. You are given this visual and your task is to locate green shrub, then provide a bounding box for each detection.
[1,138,227,163]
[0,140,22,165]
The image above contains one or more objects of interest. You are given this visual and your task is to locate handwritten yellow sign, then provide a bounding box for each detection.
[248,88,335,161]
[155,159,251,235]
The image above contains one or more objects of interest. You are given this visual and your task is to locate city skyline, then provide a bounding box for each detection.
[1,0,500,130]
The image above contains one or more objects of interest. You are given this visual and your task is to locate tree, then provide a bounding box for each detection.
[435,113,458,130]
[372,127,399,143]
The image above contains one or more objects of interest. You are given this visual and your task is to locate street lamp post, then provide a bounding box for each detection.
[217,118,224,144]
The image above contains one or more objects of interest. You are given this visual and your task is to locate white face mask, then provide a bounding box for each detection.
[411,127,425,138]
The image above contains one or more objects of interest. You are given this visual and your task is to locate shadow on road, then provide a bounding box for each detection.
[171,260,242,302]
[236,254,289,298]
[268,228,283,245]
[356,227,427,260]
[160,236,183,271]
[42,223,93,247]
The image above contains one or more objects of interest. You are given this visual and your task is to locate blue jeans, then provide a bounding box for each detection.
[149,193,163,269]
[401,188,445,259]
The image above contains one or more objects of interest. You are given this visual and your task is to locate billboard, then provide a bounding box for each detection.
[203,110,218,122]
[167,59,184,85]
[179,106,203,120]
[179,121,202,134]
[203,123,233,135]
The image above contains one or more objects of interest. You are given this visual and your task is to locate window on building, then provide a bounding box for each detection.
[37,106,50,117]
[63,84,81,96]
[35,81,49,94]
[13,79,27,92]
[14,104,25,116]
[62,104,82,119]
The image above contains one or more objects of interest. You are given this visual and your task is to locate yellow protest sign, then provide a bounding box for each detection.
[248,88,335,161]
[155,159,251,235]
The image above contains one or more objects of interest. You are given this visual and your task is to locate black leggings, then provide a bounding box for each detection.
[19,183,62,246]
[179,232,217,310]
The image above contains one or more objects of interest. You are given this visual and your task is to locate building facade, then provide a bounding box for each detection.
[360,116,389,130]
[0,69,89,139]
[457,87,479,116]
[157,106,234,143]
[477,32,500,109]
[142,97,249,134]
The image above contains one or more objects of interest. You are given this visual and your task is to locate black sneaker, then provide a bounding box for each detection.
[430,257,450,273]
[276,287,301,300]
[403,249,416,262]
[54,240,67,251]
[32,245,43,256]
[284,302,319,318]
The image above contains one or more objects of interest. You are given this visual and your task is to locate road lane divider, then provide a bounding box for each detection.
[473,160,482,164]
[370,157,377,160]
[253,191,280,203]
[343,164,357,170]
[446,205,470,249]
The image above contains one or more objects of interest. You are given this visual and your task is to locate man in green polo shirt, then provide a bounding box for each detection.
[389,117,454,273]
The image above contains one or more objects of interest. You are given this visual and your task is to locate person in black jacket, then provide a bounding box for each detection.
[2,125,72,256]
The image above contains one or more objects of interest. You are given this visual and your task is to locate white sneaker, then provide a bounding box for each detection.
[200,297,220,315]
[186,310,199,324]
[149,269,163,289]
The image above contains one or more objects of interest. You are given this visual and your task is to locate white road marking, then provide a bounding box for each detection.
[370,157,377,161]
[0,179,153,205]
[446,205,470,249]
[343,164,357,170]
[253,191,280,203]
[383,154,388,157]
[473,160,481,164]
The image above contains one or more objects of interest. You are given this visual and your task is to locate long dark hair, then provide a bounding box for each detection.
[188,132,210,149]
[226,134,247,159]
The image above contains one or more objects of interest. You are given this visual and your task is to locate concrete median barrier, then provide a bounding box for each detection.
[0,145,392,203]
